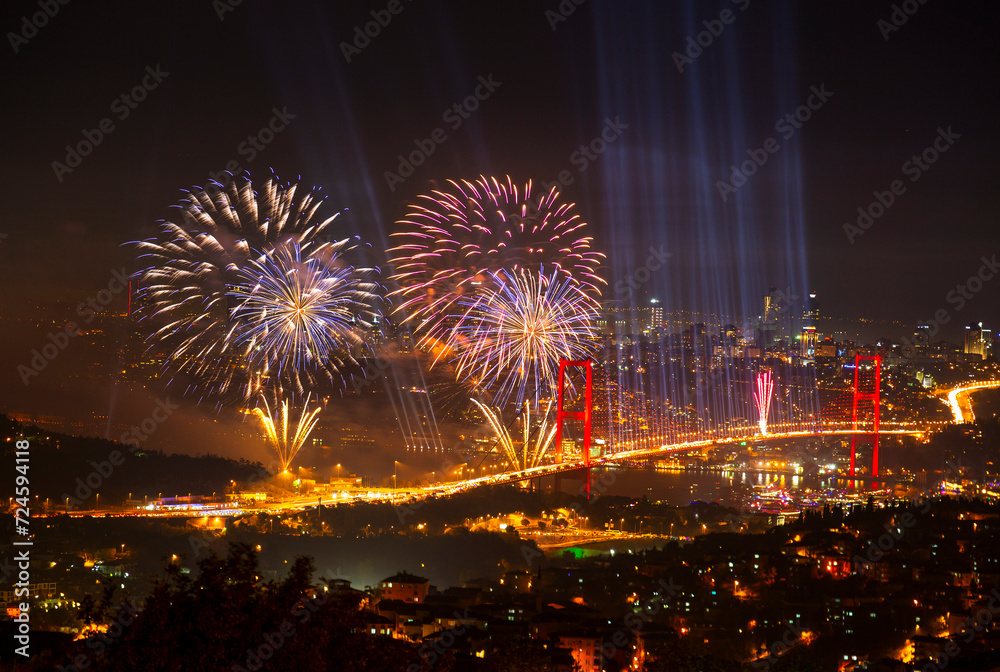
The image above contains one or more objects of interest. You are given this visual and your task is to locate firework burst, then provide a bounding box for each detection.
[134,175,353,401]
[444,266,599,408]
[135,174,381,473]
[228,239,381,392]
[387,175,605,342]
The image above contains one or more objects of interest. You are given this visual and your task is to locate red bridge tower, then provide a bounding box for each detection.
[555,359,594,497]
[850,353,882,477]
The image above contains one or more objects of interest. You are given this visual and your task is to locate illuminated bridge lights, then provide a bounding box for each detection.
[433,423,929,492]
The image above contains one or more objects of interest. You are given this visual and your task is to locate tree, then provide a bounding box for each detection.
[47,543,436,672]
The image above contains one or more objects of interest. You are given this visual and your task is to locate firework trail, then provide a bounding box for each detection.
[472,399,558,472]
[253,392,322,473]
[387,175,605,344]
[444,266,600,408]
[228,239,381,393]
[754,370,774,435]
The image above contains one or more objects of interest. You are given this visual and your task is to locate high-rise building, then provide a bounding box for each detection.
[761,286,789,348]
[762,286,780,324]
[720,324,739,357]
[800,325,817,359]
[803,291,818,324]
[914,324,931,348]
[399,330,413,353]
[649,298,663,332]
[965,322,987,359]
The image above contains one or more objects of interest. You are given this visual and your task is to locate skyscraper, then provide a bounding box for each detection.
[914,324,931,348]
[965,322,987,359]
[759,286,783,350]
[803,291,818,324]
[800,325,817,359]
[649,298,663,332]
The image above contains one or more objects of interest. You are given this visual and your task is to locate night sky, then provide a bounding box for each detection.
[2,0,998,355]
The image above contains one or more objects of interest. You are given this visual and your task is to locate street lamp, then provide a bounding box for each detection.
[336,464,341,479]
[393,461,399,489]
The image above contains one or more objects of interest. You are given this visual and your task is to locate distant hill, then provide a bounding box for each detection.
[0,414,265,509]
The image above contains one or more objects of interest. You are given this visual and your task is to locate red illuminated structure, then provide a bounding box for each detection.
[850,353,881,477]
[554,359,594,496]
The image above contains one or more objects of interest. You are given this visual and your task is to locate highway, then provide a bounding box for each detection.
[69,379,1000,518]
[939,380,1000,423]
[79,422,933,517]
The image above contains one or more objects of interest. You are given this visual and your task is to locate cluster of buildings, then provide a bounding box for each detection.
[348,498,1000,671]
[363,570,640,671]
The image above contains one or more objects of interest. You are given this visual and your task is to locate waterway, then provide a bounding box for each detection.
[555,466,923,508]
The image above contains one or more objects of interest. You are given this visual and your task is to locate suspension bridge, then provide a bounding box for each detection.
[426,359,999,497]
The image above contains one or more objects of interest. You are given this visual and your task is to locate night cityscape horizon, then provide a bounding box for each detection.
[1,2,999,671]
